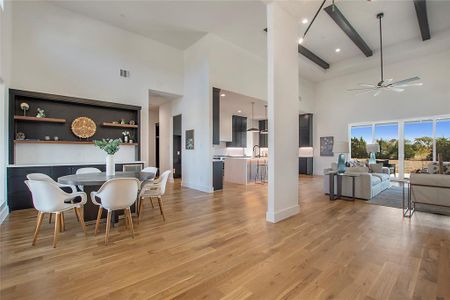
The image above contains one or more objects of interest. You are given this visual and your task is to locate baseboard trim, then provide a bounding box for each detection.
[266,204,300,223]
[0,202,9,224]
[181,181,213,193]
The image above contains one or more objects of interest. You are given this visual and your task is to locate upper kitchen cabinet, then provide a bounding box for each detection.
[299,113,313,147]
[212,87,221,145]
[259,120,268,148]
[226,115,247,148]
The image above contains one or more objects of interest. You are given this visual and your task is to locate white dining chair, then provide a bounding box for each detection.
[25,179,87,248]
[138,170,171,223]
[142,166,158,177]
[90,178,140,245]
[27,173,78,225]
[76,167,101,191]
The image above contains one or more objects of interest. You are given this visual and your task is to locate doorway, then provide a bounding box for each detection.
[173,114,182,178]
[155,122,160,172]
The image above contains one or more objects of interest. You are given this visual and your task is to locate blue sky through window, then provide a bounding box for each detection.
[436,119,450,138]
[351,126,372,142]
[375,123,398,141]
[404,121,433,141]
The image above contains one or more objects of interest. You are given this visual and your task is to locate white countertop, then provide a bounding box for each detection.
[8,161,145,168]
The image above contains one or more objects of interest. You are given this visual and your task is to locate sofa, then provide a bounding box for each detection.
[323,163,391,200]
[410,162,450,211]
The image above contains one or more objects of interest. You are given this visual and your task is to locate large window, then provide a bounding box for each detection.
[404,120,433,177]
[350,126,371,159]
[349,115,450,179]
[436,118,450,161]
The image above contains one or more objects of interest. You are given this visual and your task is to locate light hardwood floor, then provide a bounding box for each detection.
[1,176,449,299]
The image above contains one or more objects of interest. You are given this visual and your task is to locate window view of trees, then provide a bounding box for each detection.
[350,117,450,178]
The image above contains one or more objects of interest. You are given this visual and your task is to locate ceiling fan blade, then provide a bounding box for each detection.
[387,87,405,92]
[358,83,377,88]
[389,76,420,86]
[347,87,375,91]
[373,90,382,96]
[392,82,423,88]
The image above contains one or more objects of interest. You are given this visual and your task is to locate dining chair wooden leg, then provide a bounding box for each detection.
[32,211,45,246]
[48,213,52,224]
[94,206,102,236]
[126,208,135,238]
[60,212,65,232]
[150,197,154,208]
[75,207,86,235]
[138,198,144,224]
[157,197,165,221]
[124,210,129,229]
[105,210,112,245]
[53,213,60,248]
[73,207,80,223]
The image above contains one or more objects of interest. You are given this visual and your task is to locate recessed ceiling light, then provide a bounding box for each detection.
[302,18,308,24]
[237,110,242,113]
[298,38,304,44]
[335,48,341,53]
[220,93,226,97]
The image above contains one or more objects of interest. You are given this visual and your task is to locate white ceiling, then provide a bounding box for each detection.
[51,0,450,82]
[220,90,267,120]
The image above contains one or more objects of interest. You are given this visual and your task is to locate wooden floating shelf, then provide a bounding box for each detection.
[102,122,138,128]
[14,115,66,123]
[14,140,138,146]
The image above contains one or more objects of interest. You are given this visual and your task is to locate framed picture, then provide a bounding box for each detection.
[186,129,194,150]
[320,136,334,156]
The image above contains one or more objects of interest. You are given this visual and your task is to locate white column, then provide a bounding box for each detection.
[266,2,300,223]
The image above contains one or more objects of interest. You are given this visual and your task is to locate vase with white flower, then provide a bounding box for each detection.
[122,131,130,143]
[94,139,121,176]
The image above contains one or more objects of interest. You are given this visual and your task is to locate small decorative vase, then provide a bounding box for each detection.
[106,154,115,176]
[124,135,129,143]
[337,153,346,174]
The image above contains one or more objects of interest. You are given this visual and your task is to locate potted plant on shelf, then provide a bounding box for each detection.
[94,139,121,176]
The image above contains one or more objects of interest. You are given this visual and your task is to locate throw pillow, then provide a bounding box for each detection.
[369,163,383,173]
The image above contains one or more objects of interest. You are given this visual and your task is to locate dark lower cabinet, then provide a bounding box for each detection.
[213,161,224,191]
[7,163,143,211]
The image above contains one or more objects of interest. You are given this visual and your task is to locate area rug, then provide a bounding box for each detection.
[368,185,450,215]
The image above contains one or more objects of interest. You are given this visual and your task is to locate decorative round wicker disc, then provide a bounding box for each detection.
[71,117,96,139]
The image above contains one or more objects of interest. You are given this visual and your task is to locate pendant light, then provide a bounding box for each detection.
[247,102,259,133]
[260,105,268,135]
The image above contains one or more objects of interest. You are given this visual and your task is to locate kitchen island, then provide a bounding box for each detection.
[223,157,267,184]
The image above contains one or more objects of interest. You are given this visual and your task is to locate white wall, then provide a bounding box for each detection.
[0,0,12,222]
[314,49,450,174]
[9,1,184,165]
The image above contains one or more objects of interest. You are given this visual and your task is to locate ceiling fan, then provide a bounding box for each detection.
[348,13,423,96]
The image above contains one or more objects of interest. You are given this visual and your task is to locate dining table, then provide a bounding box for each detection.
[58,171,155,224]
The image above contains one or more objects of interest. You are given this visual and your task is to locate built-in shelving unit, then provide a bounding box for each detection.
[14,140,138,146]
[101,122,138,128]
[9,89,142,164]
[14,115,66,123]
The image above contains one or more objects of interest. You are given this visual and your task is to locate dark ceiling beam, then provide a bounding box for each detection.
[264,28,330,70]
[413,0,431,41]
[324,5,373,57]
[298,45,330,70]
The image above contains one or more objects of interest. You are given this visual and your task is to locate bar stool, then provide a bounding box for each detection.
[255,158,268,184]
